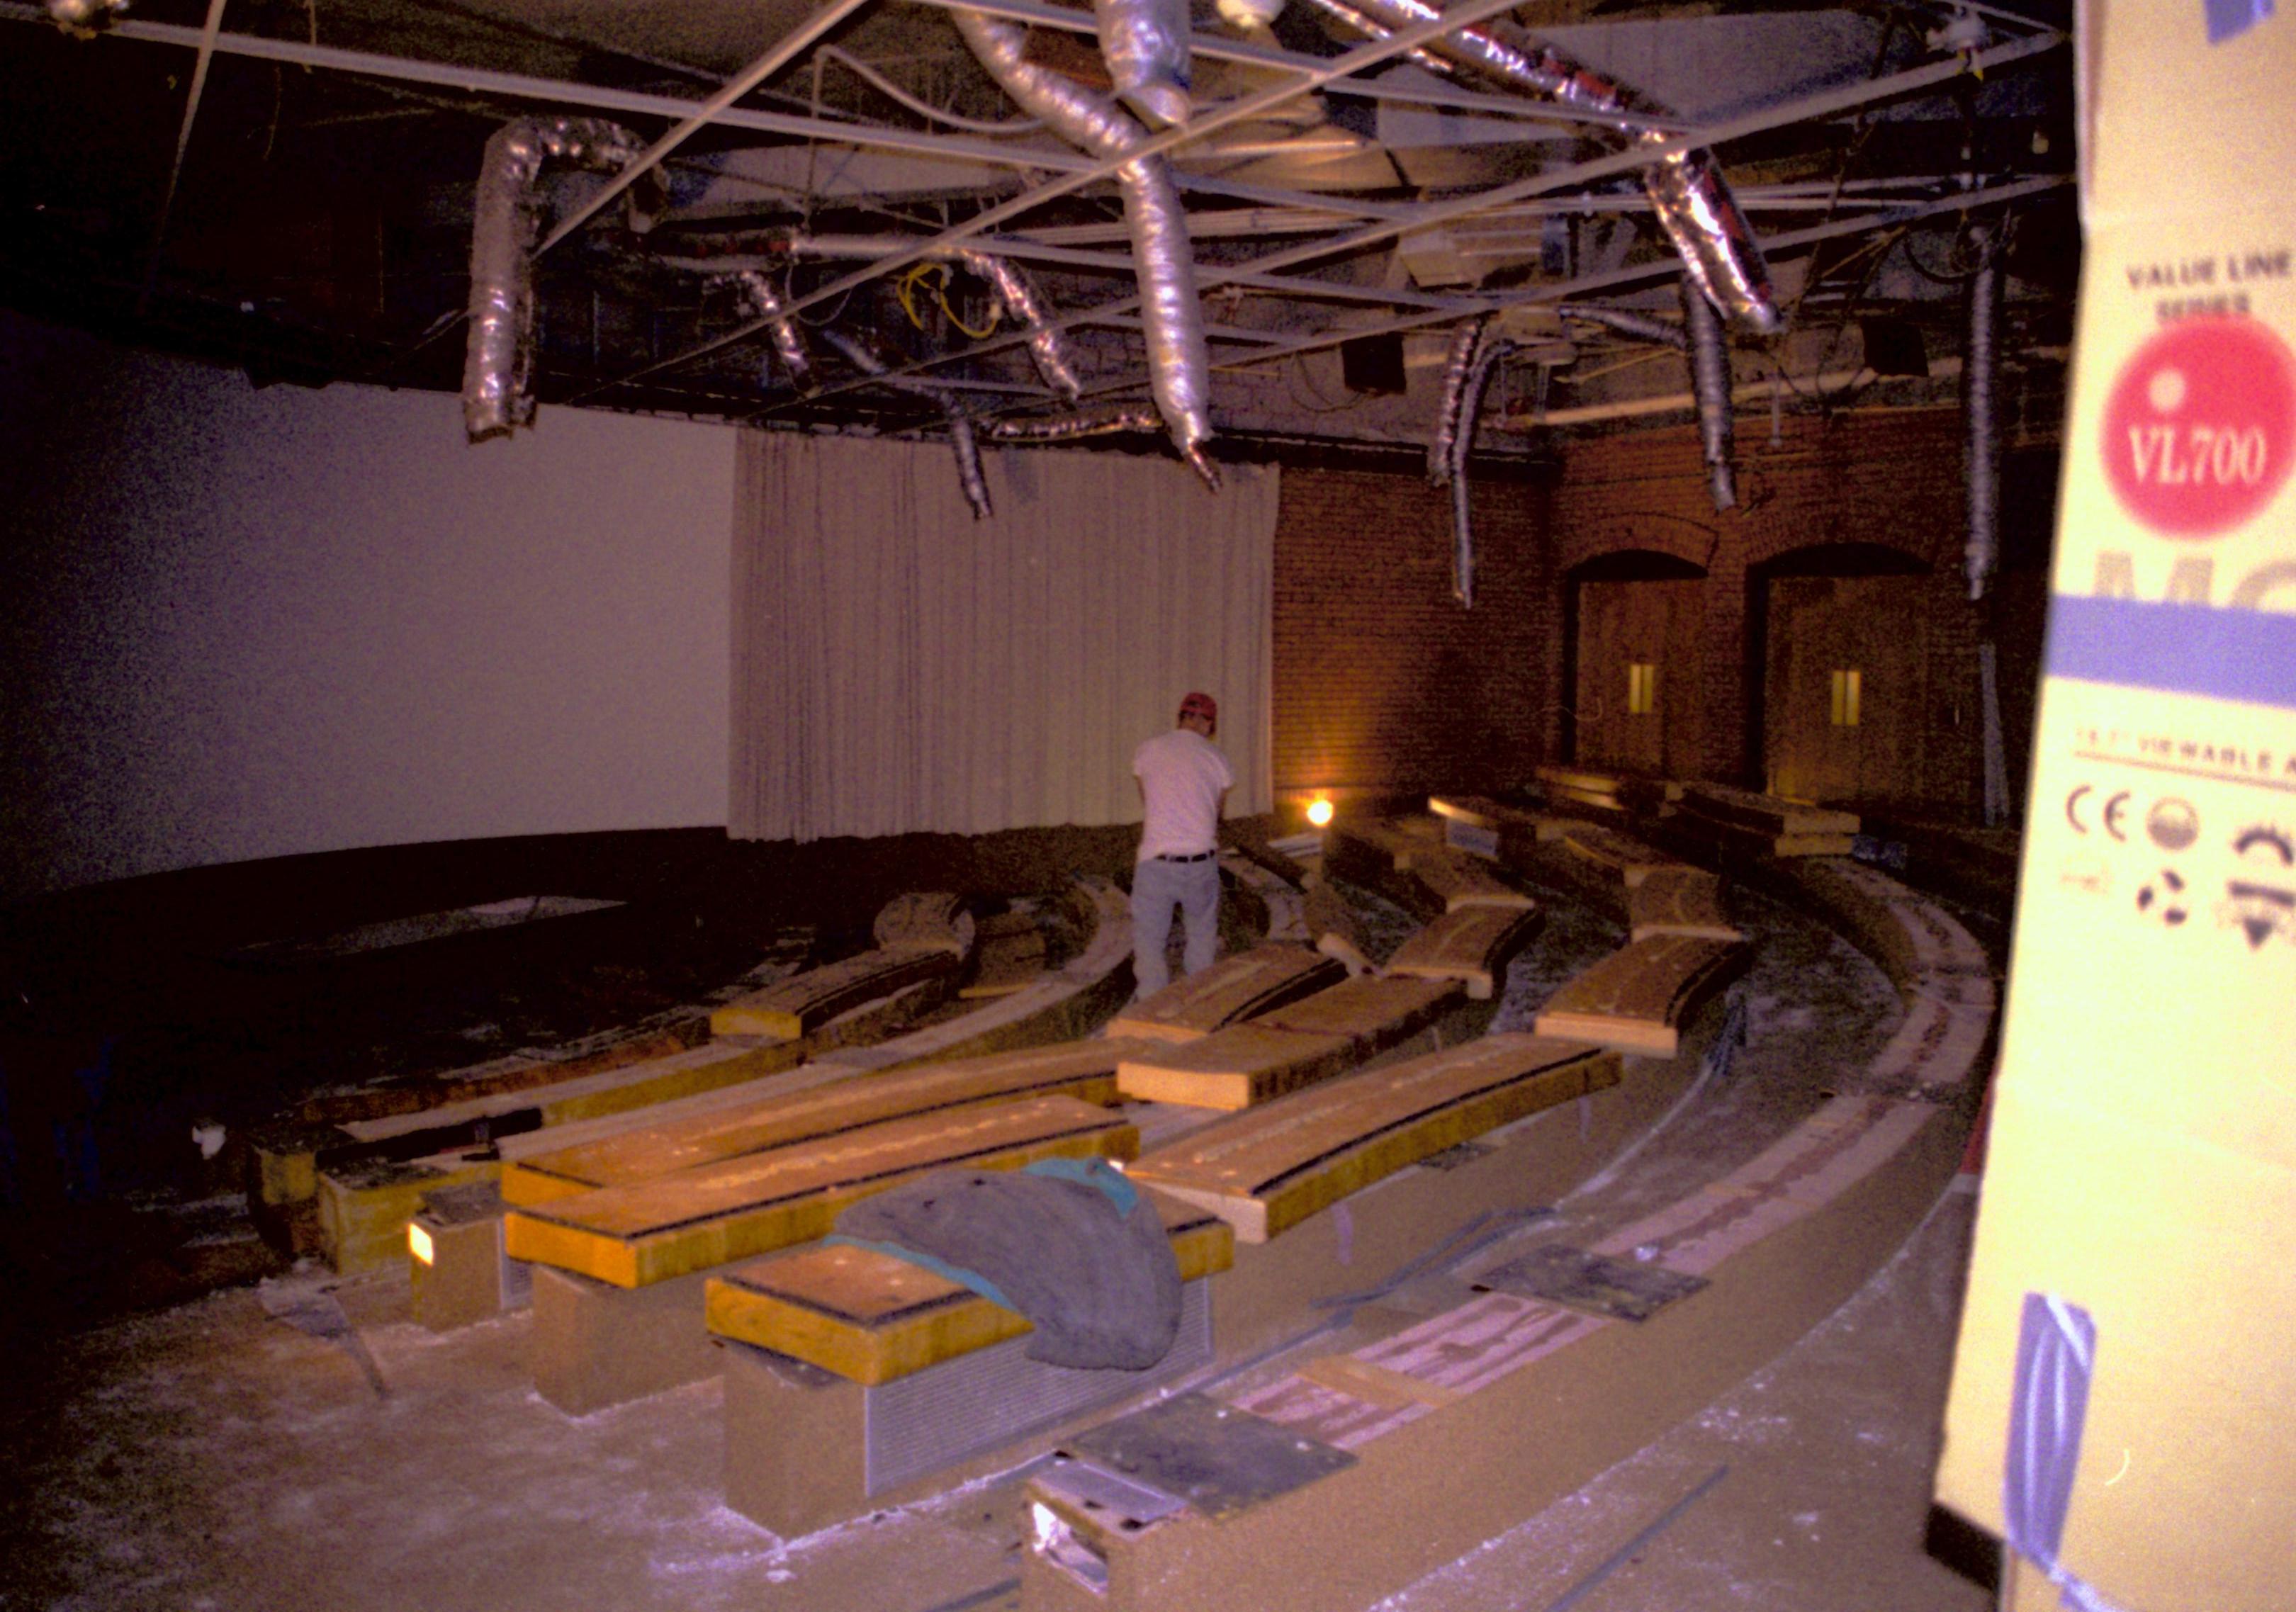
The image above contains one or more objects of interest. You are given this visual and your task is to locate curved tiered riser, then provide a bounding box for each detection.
[502,1095,1136,1289]
[709,947,961,1040]
[1383,903,1545,1001]
[1020,862,1996,1612]
[1115,975,1465,1111]
[702,1192,1235,1386]
[1127,1035,1621,1243]
[1625,864,1743,942]
[1531,933,1751,1057]
[1106,942,1347,1044]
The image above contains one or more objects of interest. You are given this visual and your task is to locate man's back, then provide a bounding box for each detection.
[1133,727,1230,861]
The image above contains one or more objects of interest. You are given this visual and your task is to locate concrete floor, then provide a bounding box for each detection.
[0,875,2003,1612]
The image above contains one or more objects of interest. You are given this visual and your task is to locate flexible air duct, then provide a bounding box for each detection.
[1096,0,1193,130]
[728,269,814,390]
[1315,0,1779,333]
[952,249,1084,401]
[1427,312,1494,487]
[45,0,128,33]
[986,404,1163,441]
[822,327,994,521]
[952,7,1218,488]
[1558,303,1686,349]
[1446,336,1515,608]
[463,116,645,441]
[1680,274,1736,512]
[1964,220,2004,601]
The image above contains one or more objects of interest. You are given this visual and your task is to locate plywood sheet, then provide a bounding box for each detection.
[1383,906,1544,1001]
[704,1192,1234,1384]
[710,947,958,1040]
[1532,935,1749,1056]
[1624,866,1741,943]
[1115,1025,1360,1112]
[1107,945,1346,1044]
[1129,1035,1621,1241]
[502,1038,1149,1206]
[1251,974,1464,1049]
[502,1096,1136,1287]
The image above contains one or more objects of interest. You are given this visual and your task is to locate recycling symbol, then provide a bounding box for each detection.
[2135,869,2189,926]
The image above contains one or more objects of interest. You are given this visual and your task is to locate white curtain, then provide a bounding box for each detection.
[731,430,1278,842]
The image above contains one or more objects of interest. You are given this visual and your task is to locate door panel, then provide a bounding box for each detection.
[1762,574,1929,806]
[1575,577,1701,777]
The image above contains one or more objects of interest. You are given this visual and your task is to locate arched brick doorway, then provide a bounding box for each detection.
[1565,548,1709,778]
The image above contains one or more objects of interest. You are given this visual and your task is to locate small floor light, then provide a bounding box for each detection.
[1306,796,1334,828]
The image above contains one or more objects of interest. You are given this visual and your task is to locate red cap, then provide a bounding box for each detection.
[1178,692,1218,723]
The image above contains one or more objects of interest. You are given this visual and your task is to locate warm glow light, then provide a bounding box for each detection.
[1306,797,1334,828]
[408,1222,435,1266]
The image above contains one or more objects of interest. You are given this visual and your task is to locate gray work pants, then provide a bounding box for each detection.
[1130,857,1220,1000]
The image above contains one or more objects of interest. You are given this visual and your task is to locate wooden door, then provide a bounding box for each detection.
[1575,577,1701,777]
[1762,574,1930,807]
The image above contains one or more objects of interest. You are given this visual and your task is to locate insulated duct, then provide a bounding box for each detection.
[727,269,814,390]
[1558,303,1686,349]
[822,327,994,520]
[1096,0,1193,130]
[463,116,645,442]
[1963,220,2005,601]
[1446,335,1516,608]
[1313,0,1779,333]
[952,249,1084,402]
[986,404,1162,441]
[1426,312,1494,487]
[45,0,128,32]
[1680,274,1736,512]
[952,7,1218,488]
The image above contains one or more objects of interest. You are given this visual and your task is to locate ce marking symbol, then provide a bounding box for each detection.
[2066,785,2132,841]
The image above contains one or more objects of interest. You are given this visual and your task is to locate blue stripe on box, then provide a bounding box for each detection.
[2047,594,2296,711]
[2204,0,2273,43]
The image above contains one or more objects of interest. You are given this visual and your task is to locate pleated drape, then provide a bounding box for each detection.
[730,431,1277,842]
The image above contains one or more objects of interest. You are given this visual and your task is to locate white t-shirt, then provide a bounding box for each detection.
[1132,727,1232,862]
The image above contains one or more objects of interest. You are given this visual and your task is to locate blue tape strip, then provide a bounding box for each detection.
[2047,594,2296,711]
[1024,1154,1139,1216]
[2203,0,2273,44]
[820,1234,1017,1312]
[2004,1292,2127,1612]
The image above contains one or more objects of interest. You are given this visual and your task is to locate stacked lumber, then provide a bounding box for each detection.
[502,1037,1152,1205]
[703,1191,1234,1385]
[1319,821,1444,888]
[710,947,959,1040]
[1674,783,1859,858]
[1385,905,1544,1001]
[1531,934,1750,1056]
[502,1095,1137,1287]
[1107,944,1346,1044]
[1401,847,1538,918]
[1127,1035,1621,1243]
[1117,975,1461,1110]
[1555,823,1684,889]
[1303,883,1376,976]
[1614,774,1684,818]
[1624,866,1743,944]
[1428,795,1570,858]
[1534,765,1631,818]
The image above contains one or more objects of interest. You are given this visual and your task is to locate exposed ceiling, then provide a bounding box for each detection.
[0,0,2078,468]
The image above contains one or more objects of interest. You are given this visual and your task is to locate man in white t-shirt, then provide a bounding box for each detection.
[1130,691,1233,1000]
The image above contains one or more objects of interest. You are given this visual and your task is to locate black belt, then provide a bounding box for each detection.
[1154,851,1215,863]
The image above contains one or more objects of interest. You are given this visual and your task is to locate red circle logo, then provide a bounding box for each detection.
[2100,317,2296,537]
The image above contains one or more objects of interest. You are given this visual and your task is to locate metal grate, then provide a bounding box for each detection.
[865,1280,1212,1496]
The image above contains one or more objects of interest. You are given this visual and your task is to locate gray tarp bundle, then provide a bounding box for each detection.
[831,1158,1182,1370]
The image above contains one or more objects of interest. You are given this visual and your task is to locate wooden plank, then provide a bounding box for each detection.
[1555,824,1683,887]
[703,1190,1234,1385]
[1128,1034,1622,1242]
[1320,821,1443,885]
[503,1038,1151,1206]
[296,1013,714,1126]
[1115,1025,1361,1112]
[1107,944,1347,1044]
[318,1155,499,1275]
[1252,974,1465,1049]
[873,892,977,960]
[1625,866,1743,943]
[1303,883,1376,976]
[710,947,958,1040]
[503,1095,1136,1288]
[1532,935,1749,1057]
[1404,848,1538,915]
[1534,765,1629,796]
[1679,782,1859,838]
[1383,906,1544,1001]
[1427,795,1570,842]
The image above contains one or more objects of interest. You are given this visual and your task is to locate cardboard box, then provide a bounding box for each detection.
[1933,6,2296,1608]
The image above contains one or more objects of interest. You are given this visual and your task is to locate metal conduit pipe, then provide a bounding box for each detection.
[1320,0,1779,333]
[1680,274,1737,512]
[1293,0,1460,79]
[726,270,814,390]
[1096,0,1193,130]
[821,327,994,521]
[1446,336,1516,608]
[463,115,646,441]
[1963,220,2004,600]
[951,6,1219,488]
[1427,312,1494,487]
[1558,303,1685,349]
[986,403,1164,440]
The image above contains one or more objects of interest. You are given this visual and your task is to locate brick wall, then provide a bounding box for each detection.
[1269,405,2060,819]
